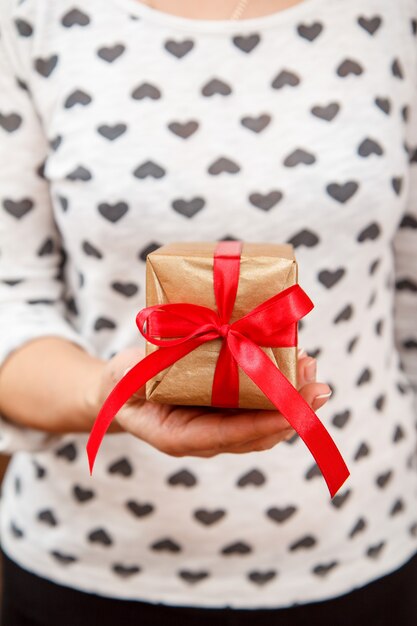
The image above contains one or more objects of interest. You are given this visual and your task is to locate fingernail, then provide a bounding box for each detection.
[305,358,317,382]
[123,366,133,377]
[298,347,307,358]
[313,389,332,406]
[315,391,332,400]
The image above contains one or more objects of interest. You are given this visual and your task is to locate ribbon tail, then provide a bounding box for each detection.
[227,332,350,498]
[86,338,207,475]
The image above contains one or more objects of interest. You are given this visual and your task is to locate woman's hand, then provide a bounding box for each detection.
[89,345,332,458]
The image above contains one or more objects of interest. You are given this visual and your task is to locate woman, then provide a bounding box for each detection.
[0,0,416,624]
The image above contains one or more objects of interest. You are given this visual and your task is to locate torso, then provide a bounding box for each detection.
[136,0,308,20]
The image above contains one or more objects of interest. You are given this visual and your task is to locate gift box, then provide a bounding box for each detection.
[144,241,298,409]
[86,239,350,498]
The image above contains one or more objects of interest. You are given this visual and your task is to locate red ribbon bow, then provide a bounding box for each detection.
[86,241,349,498]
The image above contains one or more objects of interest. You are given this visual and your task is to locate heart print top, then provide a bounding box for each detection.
[0,0,416,609]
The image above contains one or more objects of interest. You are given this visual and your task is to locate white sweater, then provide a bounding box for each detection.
[0,0,416,609]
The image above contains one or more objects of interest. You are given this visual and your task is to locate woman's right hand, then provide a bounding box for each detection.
[88,345,332,458]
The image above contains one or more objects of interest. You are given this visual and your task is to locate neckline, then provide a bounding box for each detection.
[111,0,327,34]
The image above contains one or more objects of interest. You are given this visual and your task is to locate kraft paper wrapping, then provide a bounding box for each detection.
[144,242,298,410]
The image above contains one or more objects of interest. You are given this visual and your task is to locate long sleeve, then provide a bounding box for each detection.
[0,7,93,453]
[392,92,417,402]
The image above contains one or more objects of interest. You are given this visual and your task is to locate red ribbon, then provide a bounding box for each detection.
[86,241,349,498]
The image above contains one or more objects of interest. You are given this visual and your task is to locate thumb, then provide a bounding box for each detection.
[107,345,147,401]
[122,362,147,403]
[298,382,332,412]
[108,344,146,380]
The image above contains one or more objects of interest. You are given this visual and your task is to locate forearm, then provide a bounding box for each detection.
[0,337,105,433]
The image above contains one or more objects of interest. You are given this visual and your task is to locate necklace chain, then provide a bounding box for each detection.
[144,0,252,20]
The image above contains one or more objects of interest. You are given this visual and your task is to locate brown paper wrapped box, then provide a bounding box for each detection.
[144,241,298,410]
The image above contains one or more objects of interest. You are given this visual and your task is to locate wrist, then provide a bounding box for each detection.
[79,357,108,432]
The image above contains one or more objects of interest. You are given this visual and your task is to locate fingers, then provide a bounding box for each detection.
[208,378,331,449]
[176,422,297,457]
[215,379,333,455]
[297,348,316,389]
[213,409,294,449]
[187,382,333,457]
[298,381,332,411]
[116,346,332,459]
[297,348,332,408]
[136,405,291,456]
[297,347,332,409]
[138,380,332,457]
[220,428,295,454]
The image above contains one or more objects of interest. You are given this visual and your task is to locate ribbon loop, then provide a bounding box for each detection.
[231,284,312,346]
